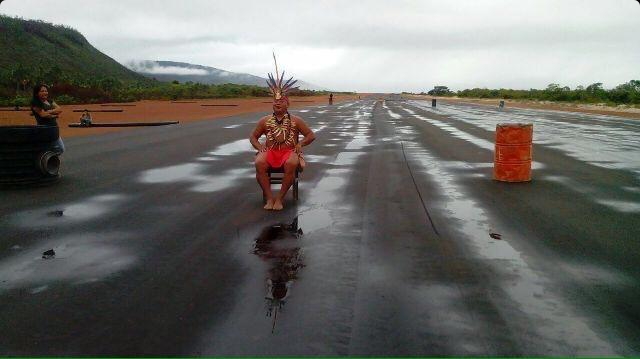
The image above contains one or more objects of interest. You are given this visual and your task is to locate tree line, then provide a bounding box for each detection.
[418,81,640,105]
[0,71,324,107]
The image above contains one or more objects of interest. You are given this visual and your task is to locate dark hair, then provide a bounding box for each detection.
[31,84,49,108]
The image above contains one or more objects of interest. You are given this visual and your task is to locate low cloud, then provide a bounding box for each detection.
[3,0,639,92]
[126,61,209,75]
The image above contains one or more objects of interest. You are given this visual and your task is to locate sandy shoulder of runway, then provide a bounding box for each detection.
[406,95,640,120]
[0,94,356,138]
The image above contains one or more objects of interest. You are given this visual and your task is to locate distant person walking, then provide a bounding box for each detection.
[31,84,64,153]
[329,93,333,105]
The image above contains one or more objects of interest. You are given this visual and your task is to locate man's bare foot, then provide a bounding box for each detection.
[272,198,284,211]
[264,198,275,210]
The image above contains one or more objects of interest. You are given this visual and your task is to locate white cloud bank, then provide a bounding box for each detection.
[2,0,639,92]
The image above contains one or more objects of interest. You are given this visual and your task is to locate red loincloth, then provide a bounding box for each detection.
[266,148,293,168]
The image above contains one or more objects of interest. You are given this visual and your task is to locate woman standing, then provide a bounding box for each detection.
[31,84,64,152]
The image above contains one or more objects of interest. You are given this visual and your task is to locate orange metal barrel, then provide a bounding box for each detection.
[494,123,533,182]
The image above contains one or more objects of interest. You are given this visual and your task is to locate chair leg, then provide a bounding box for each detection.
[293,169,299,201]
[264,171,271,204]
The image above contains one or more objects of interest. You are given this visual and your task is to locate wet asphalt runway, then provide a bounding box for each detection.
[1,96,639,355]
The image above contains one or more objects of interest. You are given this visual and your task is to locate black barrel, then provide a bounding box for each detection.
[0,125,62,187]
[432,98,437,107]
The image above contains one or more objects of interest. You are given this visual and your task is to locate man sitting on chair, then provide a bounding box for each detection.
[250,62,315,211]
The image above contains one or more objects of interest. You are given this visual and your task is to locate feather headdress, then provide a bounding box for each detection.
[266,52,299,100]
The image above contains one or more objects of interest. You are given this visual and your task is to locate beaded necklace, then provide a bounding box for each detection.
[266,113,296,149]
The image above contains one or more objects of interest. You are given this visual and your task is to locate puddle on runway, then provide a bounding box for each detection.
[411,100,640,178]
[311,125,328,133]
[334,152,366,166]
[402,139,618,354]
[345,137,372,150]
[594,199,640,213]
[191,168,254,192]
[140,163,202,183]
[540,175,638,213]
[297,207,332,233]
[387,110,402,119]
[559,262,633,286]
[10,194,126,228]
[404,110,633,213]
[413,114,494,151]
[30,285,49,294]
[622,186,640,193]
[0,232,136,292]
[308,172,347,196]
[140,162,252,193]
[303,154,331,163]
[208,139,254,157]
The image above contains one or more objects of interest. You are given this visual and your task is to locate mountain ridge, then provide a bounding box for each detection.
[0,15,148,88]
[127,60,325,91]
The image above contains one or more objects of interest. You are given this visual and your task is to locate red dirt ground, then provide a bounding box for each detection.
[3,94,637,139]
[0,94,357,138]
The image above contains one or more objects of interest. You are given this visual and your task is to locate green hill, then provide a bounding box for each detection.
[0,15,149,103]
[0,15,330,105]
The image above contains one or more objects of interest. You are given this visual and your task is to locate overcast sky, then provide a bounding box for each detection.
[2,0,639,92]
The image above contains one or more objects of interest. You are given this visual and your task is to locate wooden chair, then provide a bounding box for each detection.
[264,165,303,203]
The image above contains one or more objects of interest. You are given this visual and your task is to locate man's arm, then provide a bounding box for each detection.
[250,117,268,152]
[293,116,315,153]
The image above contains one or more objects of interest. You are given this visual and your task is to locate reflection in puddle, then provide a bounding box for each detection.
[413,114,494,151]
[387,110,402,119]
[191,168,253,192]
[345,137,371,150]
[196,157,217,161]
[223,124,243,129]
[30,285,49,294]
[298,207,332,233]
[252,218,305,333]
[540,175,637,213]
[140,163,202,183]
[208,139,253,157]
[594,199,640,213]
[559,262,633,285]
[0,232,136,292]
[334,152,365,166]
[139,163,252,193]
[311,125,328,133]
[303,154,331,163]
